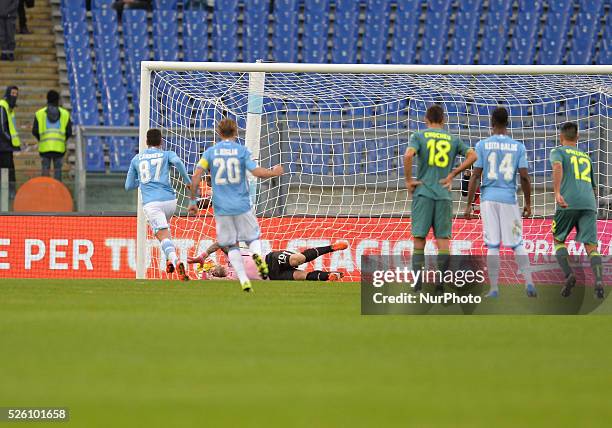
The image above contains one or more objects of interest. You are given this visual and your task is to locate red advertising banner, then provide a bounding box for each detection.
[0,216,610,280]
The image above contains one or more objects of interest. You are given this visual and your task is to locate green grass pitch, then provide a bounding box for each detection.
[1,279,611,427]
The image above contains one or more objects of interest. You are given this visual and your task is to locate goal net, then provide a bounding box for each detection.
[137,63,612,280]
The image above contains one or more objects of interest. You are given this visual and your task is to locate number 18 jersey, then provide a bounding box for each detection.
[474,135,527,205]
[197,139,257,216]
[407,128,471,200]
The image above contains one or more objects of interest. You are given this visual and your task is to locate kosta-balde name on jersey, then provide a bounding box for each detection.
[484,141,519,152]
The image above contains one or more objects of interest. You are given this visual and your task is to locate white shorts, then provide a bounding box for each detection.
[143,199,177,233]
[215,211,261,247]
[480,200,523,249]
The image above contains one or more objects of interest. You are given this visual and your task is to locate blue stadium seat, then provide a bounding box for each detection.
[302,0,330,63]
[361,0,391,64]
[243,0,270,62]
[154,0,178,9]
[85,138,106,172]
[273,0,299,62]
[345,141,365,174]
[565,96,592,119]
[391,0,420,64]
[61,4,86,22]
[510,8,541,64]
[183,10,208,61]
[449,9,479,64]
[91,0,113,9]
[420,9,448,64]
[109,138,138,172]
[597,20,612,65]
[153,11,179,61]
[568,4,604,64]
[331,140,344,175]
[539,8,570,64]
[123,10,151,97]
[288,141,301,173]
[212,0,239,61]
[480,9,511,64]
[366,139,392,174]
[332,0,359,63]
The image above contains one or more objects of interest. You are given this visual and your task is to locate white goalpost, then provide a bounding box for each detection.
[136,62,612,280]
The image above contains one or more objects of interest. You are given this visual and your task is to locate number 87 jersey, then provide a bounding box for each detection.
[474,134,528,205]
[197,139,258,216]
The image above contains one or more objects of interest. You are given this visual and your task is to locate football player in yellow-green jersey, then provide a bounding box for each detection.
[404,104,477,292]
[550,122,604,299]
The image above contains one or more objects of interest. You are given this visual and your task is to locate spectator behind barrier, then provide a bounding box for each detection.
[32,90,73,182]
[0,86,20,199]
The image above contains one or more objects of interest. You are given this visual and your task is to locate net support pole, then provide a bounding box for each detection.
[0,168,8,212]
[245,66,266,204]
[136,64,152,279]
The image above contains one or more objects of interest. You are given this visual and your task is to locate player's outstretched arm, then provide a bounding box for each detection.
[519,168,532,217]
[189,165,205,215]
[464,167,482,219]
[440,149,478,190]
[124,161,139,191]
[551,162,568,208]
[251,164,284,178]
[169,152,192,186]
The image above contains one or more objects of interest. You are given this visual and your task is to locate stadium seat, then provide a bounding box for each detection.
[91,0,113,9]
[366,139,392,174]
[273,0,299,62]
[123,10,151,97]
[212,0,239,61]
[183,10,209,61]
[332,0,359,63]
[539,7,571,64]
[345,141,366,174]
[243,0,270,62]
[302,0,330,63]
[154,0,178,9]
[449,8,479,64]
[479,9,511,64]
[390,0,421,64]
[153,11,179,61]
[109,138,138,172]
[85,138,106,172]
[568,5,604,64]
[361,0,391,64]
[420,8,448,64]
[510,7,541,64]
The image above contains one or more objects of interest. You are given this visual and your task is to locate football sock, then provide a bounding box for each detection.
[437,249,450,276]
[160,238,178,265]
[487,247,500,292]
[302,246,334,263]
[412,248,425,288]
[306,271,330,281]
[228,247,249,284]
[248,239,263,256]
[589,250,603,284]
[513,244,534,287]
[554,243,573,278]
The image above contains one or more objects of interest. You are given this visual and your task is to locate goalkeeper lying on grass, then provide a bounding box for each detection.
[188,241,348,281]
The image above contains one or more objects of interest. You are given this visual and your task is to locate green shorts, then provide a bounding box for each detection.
[552,209,598,245]
[411,195,452,239]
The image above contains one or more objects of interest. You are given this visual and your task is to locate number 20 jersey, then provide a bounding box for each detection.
[474,135,528,205]
[197,140,257,216]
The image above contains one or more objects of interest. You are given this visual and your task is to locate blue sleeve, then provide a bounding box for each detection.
[243,147,257,171]
[168,151,191,184]
[125,159,139,191]
[473,141,484,168]
[518,145,528,169]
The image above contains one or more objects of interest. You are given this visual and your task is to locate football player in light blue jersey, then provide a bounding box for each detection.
[465,107,536,298]
[125,129,192,280]
[189,118,283,292]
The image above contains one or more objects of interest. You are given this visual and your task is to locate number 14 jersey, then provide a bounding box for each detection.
[474,134,528,205]
[407,128,472,200]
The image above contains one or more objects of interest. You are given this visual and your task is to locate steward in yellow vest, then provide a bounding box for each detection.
[0,85,20,199]
[32,90,72,182]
